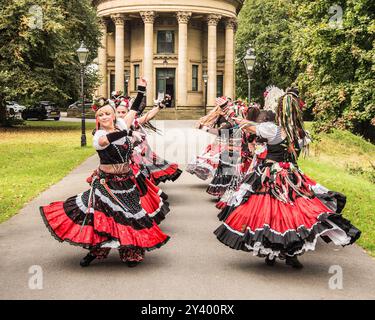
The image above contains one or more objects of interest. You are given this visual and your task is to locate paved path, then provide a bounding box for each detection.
[1,121,375,300]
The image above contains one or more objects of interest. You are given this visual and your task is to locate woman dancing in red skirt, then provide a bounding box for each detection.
[214,88,361,268]
[40,79,169,267]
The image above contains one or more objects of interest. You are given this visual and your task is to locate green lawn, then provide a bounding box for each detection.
[299,124,375,257]
[0,120,96,223]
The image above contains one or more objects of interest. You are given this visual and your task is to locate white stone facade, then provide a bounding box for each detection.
[94,0,243,108]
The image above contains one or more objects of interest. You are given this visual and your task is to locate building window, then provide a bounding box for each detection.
[110,74,115,96]
[192,65,198,91]
[157,31,174,54]
[217,75,223,97]
[134,64,140,91]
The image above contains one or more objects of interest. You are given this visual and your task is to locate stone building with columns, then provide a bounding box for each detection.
[94,0,243,111]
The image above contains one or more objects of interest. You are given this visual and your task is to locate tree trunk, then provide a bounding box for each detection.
[0,95,7,127]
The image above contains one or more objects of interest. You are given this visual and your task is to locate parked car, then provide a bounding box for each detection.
[21,101,60,121]
[67,99,94,118]
[68,99,92,110]
[6,101,26,115]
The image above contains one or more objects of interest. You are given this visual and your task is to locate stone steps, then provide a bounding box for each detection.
[148,107,203,120]
[145,106,216,120]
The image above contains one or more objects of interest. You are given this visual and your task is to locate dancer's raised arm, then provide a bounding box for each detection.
[137,104,161,125]
[124,78,147,128]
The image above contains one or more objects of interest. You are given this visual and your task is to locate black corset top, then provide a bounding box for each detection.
[97,139,133,165]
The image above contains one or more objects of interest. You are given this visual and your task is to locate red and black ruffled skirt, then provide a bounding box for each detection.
[40,169,170,251]
[133,142,182,185]
[206,150,240,197]
[186,143,220,181]
[214,161,361,258]
[131,163,170,224]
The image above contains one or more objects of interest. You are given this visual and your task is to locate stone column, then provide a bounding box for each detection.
[224,18,236,99]
[233,21,238,98]
[140,11,155,106]
[206,14,221,106]
[176,11,191,107]
[98,17,108,97]
[111,13,125,93]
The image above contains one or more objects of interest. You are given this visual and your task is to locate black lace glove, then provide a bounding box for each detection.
[106,129,133,143]
[130,85,146,112]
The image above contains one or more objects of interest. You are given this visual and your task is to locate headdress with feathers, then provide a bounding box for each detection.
[264,85,285,114]
[116,97,130,109]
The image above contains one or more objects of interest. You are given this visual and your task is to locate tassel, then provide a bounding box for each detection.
[80,176,97,233]
[261,166,269,186]
[102,181,132,212]
[285,174,307,199]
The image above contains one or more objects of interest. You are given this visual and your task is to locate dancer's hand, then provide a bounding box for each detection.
[138,78,147,87]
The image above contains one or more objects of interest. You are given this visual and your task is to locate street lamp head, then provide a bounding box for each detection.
[203,73,208,83]
[243,46,256,74]
[77,42,90,65]
[124,70,130,82]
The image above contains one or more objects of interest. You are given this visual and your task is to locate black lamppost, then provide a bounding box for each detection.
[203,72,208,115]
[125,70,130,97]
[76,42,90,147]
[243,46,256,102]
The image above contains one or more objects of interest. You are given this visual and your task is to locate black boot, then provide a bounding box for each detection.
[285,256,303,269]
[126,260,141,268]
[265,256,276,266]
[80,253,97,267]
